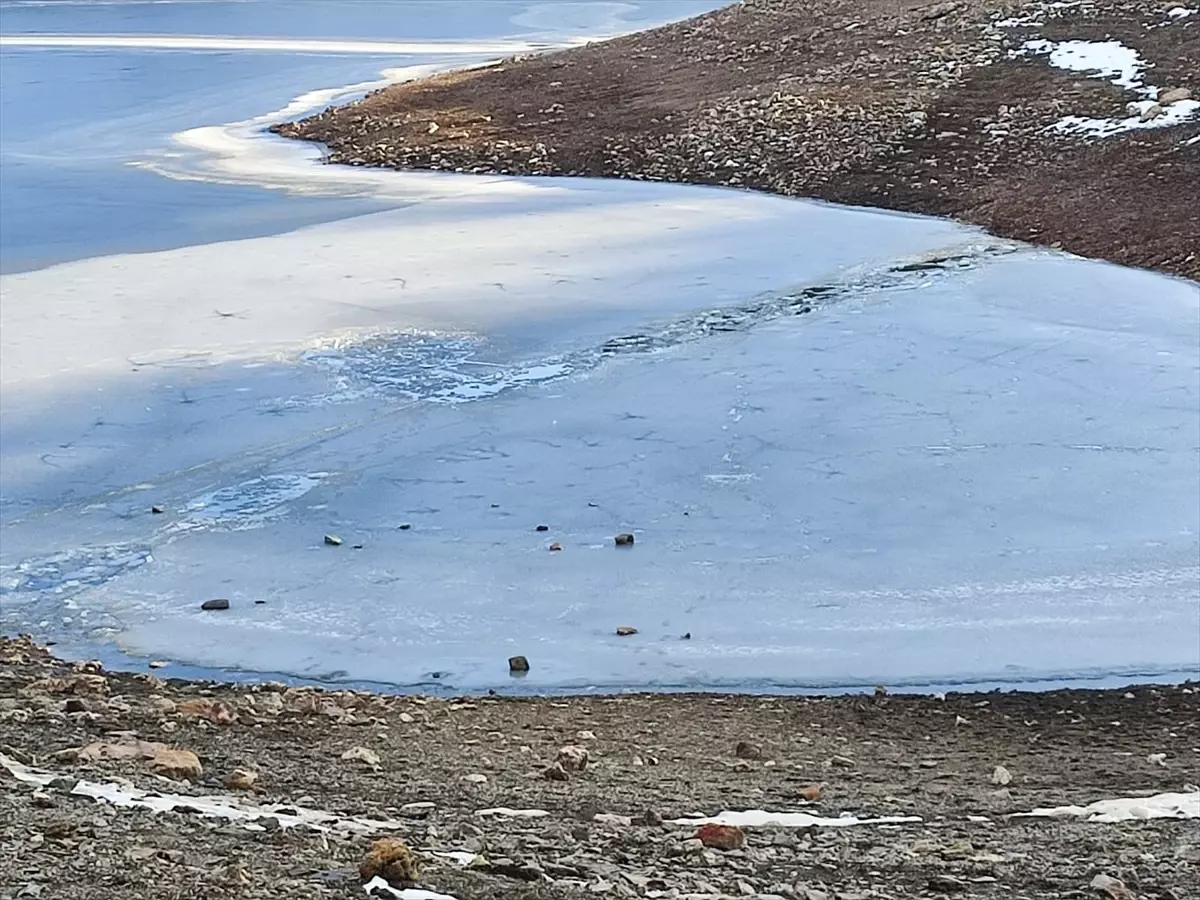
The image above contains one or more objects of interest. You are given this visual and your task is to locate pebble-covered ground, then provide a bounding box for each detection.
[272,0,1200,279]
[2,636,1197,900]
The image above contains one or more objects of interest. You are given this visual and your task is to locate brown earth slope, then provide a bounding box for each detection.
[2,637,1199,900]
[272,0,1200,280]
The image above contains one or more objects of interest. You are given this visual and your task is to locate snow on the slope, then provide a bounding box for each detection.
[1012,38,1200,136]
[1014,791,1200,822]
[672,810,921,828]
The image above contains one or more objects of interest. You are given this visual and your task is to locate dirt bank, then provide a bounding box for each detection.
[271,0,1200,280]
[2,637,1197,900]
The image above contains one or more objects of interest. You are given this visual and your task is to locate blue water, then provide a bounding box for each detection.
[0,0,719,272]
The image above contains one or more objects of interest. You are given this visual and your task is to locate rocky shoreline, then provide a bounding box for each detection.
[271,0,1199,280]
[2,636,1198,900]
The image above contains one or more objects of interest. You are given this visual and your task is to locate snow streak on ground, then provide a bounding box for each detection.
[1011,37,1200,137]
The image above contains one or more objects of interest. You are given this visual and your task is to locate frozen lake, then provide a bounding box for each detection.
[1,0,1197,692]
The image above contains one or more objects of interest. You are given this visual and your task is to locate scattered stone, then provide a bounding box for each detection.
[177,698,238,725]
[341,746,382,767]
[695,823,745,850]
[200,598,230,611]
[549,542,563,551]
[1090,873,1134,900]
[149,748,203,780]
[1147,752,1167,767]
[544,761,570,781]
[360,837,421,886]
[614,533,635,546]
[324,534,343,546]
[148,660,168,669]
[508,655,530,673]
[594,812,632,826]
[928,874,967,892]
[224,768,259,791]
[398,523,412,530]
[44,821,75,840]
[151,505,165,514]
[1158,87,1192,105]
[615,626,639,637]
[829,755,856,768]
[681,632,691,640]
[557,745,589,772]
[63,697,86,714]
[639,808,664,826]
[535,524,550,532]
[874,685,888,697]
[1139,103,1163,122]
[463,773,488,784]
[991,765,1013,785]
[26,674,108,695]
[735,741,763,760]
[797,784,822,802]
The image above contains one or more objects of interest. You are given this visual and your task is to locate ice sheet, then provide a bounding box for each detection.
[1,2,1197,692]
[2,218,1196,691]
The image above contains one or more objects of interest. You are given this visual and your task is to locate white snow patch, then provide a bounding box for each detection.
[0,753,405,833]
[1013,38,1200,136]
[476,807,551,818]
[1014,790,1200,823]
[432,851,480,867]
[1166,6,1196,18]
[1051,99,1200,137]
[363,877,458,900]
[1016,39,1146,91]
[671,810,922,828]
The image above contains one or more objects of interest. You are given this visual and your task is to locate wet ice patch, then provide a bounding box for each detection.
[297,335,574,405]
[1012,38,1200,137]
[672,810,922,828]
[170,474,326,533]
[1014,790,1200,822]
[0,543,152,599]
[287,243,1011,409]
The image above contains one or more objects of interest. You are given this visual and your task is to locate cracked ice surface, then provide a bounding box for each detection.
[0,173,1197,692]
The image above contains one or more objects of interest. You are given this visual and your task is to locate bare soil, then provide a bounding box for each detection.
[3,637,1198,900]
[272,0,1200,280]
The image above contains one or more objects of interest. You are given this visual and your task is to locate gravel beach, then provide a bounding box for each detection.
[2,637,1198,900]
[272,0,1200,279]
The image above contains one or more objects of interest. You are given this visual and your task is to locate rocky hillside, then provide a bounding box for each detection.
[273,0,1199,279]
